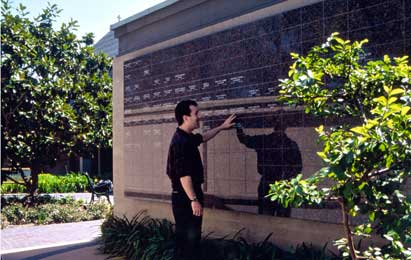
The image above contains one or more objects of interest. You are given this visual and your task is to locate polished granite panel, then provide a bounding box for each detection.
[123,0,408,111]
[324,0,347,17]
[406,0,411,18]
[348,0,388,11]
[350,20,403,45]
[324,14,348,36]
[302,2,323,24]
[348,0,403,31]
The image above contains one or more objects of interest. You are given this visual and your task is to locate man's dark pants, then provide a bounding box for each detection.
[172,190,203,259]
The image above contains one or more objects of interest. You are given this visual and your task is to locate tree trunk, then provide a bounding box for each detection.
[339,199,357,260]
[28,164,41,204]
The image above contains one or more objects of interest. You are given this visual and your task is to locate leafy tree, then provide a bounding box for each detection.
[1,0,112,200]
[268,33,411,259]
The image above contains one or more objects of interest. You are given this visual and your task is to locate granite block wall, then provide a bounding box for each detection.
[121,0,410,224]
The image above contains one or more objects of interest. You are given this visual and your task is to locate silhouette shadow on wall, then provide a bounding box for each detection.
[235,110,302,217]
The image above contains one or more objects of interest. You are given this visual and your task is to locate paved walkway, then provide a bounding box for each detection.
[1,241,110,260]
[1,220,103,254]
[1,194,115,259]
[1,242,109,260]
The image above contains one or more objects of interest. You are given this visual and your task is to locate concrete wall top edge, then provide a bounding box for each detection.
[113,0,288,57]
[112,0,207,38]
[110,0,180,31]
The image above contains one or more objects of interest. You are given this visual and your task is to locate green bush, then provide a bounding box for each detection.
[1,195,111,228]
[99,212,340,260]
[0,182,26,193]
[1,172,89,193]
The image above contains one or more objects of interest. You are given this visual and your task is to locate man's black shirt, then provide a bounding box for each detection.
[166,128,204,192]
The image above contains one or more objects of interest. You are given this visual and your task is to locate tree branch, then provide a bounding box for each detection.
[354,95,367,121]
[359,163,397,183]
[3,175,24,186]
[17,167,30,186]
[11,92,28,115]
[367,167,392,179]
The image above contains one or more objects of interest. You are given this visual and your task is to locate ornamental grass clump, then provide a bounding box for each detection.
[99,211,175,260]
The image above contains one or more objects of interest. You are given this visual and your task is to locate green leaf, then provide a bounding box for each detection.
[351,126,368,136]
[383,55,391,63]
[364,226,372,234]
[394,240,404,249]
[317,151,327,159]
[390,88,404,95]
[388,97,397,104]
[383,85,391,94]
[389,103,402,113]
[374,96,387,106]
[401,106,410,116]
[358,182,367,190]
[369,211,375,222]
[315,125,324,134]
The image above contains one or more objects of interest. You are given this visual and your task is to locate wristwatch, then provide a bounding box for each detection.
[190,197,198,202]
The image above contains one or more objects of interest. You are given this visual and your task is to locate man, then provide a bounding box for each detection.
[166,100,235,259]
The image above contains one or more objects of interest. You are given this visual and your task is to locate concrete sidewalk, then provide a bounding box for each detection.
[1,193,115,259]
[1,241,109,260]
[1,220,103,255]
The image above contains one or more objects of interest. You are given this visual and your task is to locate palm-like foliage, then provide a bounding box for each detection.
[99,211,174,260]
[99,212,342,260]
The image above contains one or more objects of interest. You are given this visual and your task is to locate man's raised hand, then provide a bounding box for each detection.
[220,114,236,130]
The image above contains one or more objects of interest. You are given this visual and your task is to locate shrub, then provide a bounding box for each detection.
[291,242,339,260]
[1,172,89,193]
[99,212,340,260]
[38,172,89,193]
[99,211,170,260]
[0,195,111,228]
[0,182,26,193]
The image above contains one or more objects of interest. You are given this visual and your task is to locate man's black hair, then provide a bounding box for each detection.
[175,100,198,126]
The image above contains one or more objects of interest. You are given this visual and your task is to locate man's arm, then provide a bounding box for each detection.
[202,114,236,142]
[180,176,203,216]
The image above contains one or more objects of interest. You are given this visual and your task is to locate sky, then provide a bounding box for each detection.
[9,0,167,42]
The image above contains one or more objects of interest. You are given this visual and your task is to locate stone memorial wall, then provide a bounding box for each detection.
[118,0,410,225]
